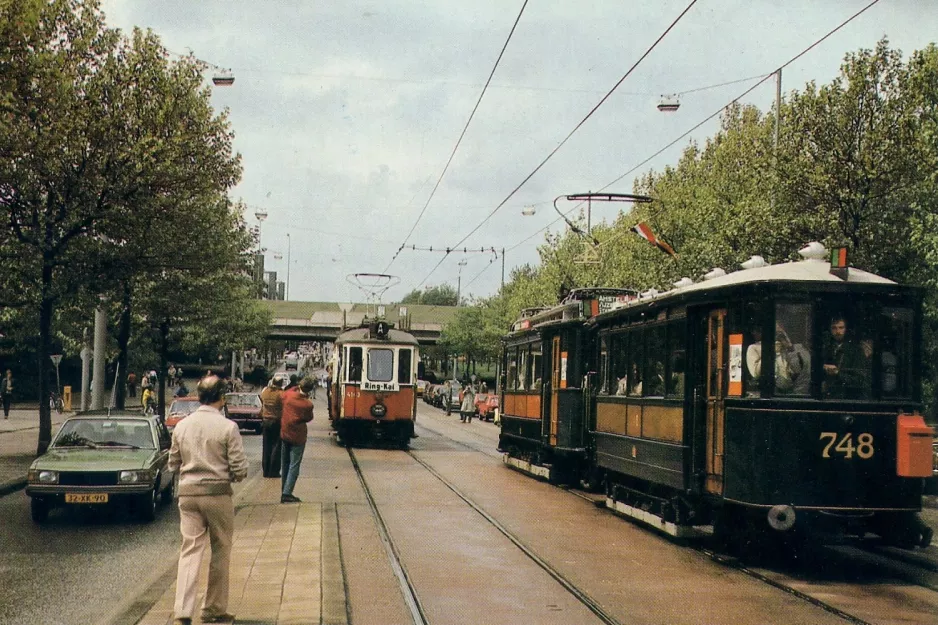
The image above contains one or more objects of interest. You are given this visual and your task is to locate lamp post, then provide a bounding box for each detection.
[254,210,268,250]
[286,233,291,301]
[456,259,468,306]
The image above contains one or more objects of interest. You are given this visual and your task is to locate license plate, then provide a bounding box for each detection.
[65,493,108,504]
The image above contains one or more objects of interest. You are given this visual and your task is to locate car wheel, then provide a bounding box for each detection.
[137,485,158,522]
[161,474,176,506]
[30,498,49,524]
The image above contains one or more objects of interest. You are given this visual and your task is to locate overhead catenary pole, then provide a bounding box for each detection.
[501,248,505,288]
[80,328,90,411]
[91,298,107,410]
[286,233,291,301]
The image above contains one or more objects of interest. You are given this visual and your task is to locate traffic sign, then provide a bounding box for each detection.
[50,354,63,366]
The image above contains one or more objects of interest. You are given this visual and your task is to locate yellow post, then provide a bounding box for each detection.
[63,386,72,411]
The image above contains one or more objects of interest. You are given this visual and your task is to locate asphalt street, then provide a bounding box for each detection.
[0,428,263,625]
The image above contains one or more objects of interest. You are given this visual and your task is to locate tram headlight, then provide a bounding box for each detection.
[767,505,796,532]
[370,403,387,418]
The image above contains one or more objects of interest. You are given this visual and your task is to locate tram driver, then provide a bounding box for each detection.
[822,315,869,398]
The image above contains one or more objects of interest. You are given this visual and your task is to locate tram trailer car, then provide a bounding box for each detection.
[329,321,419,448]
[501,245,934,548]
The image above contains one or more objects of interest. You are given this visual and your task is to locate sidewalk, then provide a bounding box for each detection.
[128,476,347,625]
[0,407,70,497]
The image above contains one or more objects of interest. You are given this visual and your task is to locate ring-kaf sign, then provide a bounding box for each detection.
[363,381,399,392]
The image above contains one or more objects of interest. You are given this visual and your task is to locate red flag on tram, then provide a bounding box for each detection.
[631,222,677,258]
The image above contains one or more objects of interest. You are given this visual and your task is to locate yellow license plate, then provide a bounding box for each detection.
[65,493,108,504]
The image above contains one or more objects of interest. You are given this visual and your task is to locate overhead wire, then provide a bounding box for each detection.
[460,0,885,294]
[409,0,700,292]
[384,0,530,273]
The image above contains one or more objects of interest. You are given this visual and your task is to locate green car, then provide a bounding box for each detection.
[25,411,177,524]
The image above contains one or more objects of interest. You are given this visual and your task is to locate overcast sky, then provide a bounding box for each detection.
[99,0,936,305]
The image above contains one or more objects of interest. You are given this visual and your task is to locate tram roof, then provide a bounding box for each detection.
[596,259,899,319]
[335,327,420,346]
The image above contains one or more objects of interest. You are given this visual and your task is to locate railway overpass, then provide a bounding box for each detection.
[262,301,459,344]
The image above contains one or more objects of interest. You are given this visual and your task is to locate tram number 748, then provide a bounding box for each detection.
[819,432,875,459]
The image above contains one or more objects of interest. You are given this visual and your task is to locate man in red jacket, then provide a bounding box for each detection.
[280,377,314,503]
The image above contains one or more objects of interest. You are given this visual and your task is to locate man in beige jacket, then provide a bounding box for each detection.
[169,375,248,625]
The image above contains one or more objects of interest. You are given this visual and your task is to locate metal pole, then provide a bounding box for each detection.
[80,328,90,411]
[286,233,291,301]
[91,300,107,410]
[457,273,461,307]
[501,248,505,288]
[774,68,781,156]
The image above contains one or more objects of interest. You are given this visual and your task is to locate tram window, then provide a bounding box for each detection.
[531,344,543,391]
[775,302,813,396]
[367,348,394,382]
[599,335,610,395]
[881,307,913,398]
[519,347,529,391]
[666,322,686,398]
[740,302,765,398]
[627,330,644,397]
[347,347,363,383]
[611,333,629,395]
[645,325,666,397]
[821,303,873,399]
[398,349,412,384]
[507,348,519,391]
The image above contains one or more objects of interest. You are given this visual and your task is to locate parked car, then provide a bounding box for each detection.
[225,392,263,433]
[25,412,176,523]
[475,393,499,421]
[166,397,201,433]
[416,379,429,398]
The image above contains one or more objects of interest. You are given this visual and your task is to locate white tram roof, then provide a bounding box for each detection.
[335,327,420,346]
[603,258,896,316]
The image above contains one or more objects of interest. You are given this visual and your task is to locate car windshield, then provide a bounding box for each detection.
[226,394,261,407]
[54,419,154,449]
[169,400,200,415]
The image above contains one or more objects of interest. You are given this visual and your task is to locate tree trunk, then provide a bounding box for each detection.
[114,283,132,409]
[37,266,54,455]
[158,319,169,418]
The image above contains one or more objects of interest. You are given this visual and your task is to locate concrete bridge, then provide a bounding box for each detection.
[262,301,459,344]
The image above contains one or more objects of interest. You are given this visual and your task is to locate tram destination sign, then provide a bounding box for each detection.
[363,381,400,392]
[593,294,637,315]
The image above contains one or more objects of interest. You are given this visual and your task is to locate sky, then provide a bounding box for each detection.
[98,0,937,305]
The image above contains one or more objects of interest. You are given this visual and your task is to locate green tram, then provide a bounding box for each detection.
[499,244,934,547]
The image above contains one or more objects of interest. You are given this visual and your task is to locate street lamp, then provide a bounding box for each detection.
[521,205,536,216]
[456,259,468,306]
[254,210,268,250]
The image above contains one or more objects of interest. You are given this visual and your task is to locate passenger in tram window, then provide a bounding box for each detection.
[627,363,643,396]
[774,323,810,395]
[822,316,870,399]
[532,377,542,391]
[745,327,763,385]
[668,353,685,397]
[616,376,629,396]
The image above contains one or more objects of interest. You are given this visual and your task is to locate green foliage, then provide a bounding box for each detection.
[399,284,458,306]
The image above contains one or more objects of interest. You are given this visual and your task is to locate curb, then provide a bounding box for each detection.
[0,477,26,498]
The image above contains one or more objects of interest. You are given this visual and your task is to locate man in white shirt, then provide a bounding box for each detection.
[169,375,248,625]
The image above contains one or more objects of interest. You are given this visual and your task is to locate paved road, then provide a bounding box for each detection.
[0,429,263,625]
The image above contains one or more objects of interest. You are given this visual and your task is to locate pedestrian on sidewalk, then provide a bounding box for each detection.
[169,375,248,625]
[460,383,475,423]
[1,369,13,418]
[280,377,314,503]
[259,377,284,478]
[126,371,137,399]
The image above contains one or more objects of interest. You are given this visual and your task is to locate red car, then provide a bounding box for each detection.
[225,392,263,434]
[166,397,201,433]
[474,393,499,422]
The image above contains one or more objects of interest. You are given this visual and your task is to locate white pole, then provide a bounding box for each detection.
[80,329,90,411]
[91,301,107,410]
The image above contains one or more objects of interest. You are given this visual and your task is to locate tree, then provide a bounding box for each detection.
[399,284,458,306]
[0,0,242,451]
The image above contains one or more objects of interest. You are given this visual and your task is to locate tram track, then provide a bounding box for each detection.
[345,442,624,625]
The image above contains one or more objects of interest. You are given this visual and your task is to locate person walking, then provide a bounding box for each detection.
[280,377,314,503]
[1,369,13,418]
[126,371,137,399]
[460,382,475,423]
[259,378,284,478]
[169,375,248,625]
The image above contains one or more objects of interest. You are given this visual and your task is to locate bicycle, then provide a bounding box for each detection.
[49,391,64,414]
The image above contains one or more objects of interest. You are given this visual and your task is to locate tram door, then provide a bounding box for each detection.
[549,336,561,446]
[705,310,727,495]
